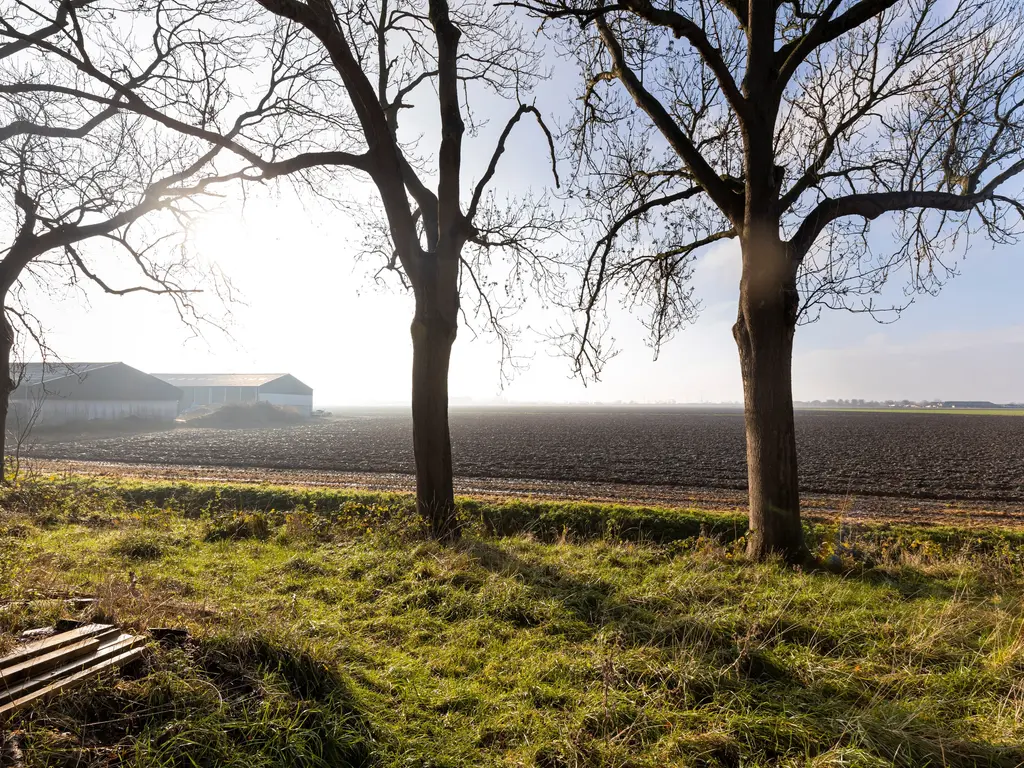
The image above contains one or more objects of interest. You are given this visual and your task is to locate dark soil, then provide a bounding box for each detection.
[184,401,306,428]
[23,407,1024,504]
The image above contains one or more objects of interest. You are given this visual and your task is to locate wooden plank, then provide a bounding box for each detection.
[0,598,96,609]
[0,636,104,689]
[0,646,147,718]
[0,635,146,708]
[0,634,144,706]
[0,627,120,699]
[0,625,112,669]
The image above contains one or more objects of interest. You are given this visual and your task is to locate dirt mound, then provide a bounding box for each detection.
[186,401,305,428]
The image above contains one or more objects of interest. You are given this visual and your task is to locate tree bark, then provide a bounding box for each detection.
[410,254,460,542]
[0,313,13,485]
[733,231,808,563]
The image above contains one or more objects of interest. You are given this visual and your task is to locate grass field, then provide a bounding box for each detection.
[2,477,1023,767]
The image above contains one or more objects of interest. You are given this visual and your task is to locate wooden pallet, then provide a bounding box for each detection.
[0,624,147,717]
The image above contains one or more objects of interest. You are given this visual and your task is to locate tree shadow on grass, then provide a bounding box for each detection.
[463,539,1023,768]
[777,681,1024,768]
[462,539,750,663]
[812,560,979,600]
[464,539,619,625]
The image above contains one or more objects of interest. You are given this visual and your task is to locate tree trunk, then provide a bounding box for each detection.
[0,313,13,485]
[733,232,808,564]
[410,274,459,542]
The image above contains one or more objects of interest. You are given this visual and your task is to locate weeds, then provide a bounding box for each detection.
[1,477,1022,767]
[5,474,1024,557]
[110,530,175,560]
[13,632,376,768]
[204,510,276,542]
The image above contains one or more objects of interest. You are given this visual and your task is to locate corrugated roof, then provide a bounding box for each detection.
[14,362,118,386]
[151,373,290,388]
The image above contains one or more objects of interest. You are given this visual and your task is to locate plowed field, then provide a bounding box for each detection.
[25,407,1024,503]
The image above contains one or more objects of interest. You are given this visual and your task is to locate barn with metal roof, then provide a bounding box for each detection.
[152,373,313,416]
[10,363,182,427]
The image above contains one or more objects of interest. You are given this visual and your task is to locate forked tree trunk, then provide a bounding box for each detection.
[409,258,460,542]
[733,232,808,563]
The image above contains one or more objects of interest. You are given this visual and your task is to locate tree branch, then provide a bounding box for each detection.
[0,103,121,143]
[63,243,197,297]
[790,158,1024,259]
[595,16,743,222]
[256,0,423,268]
[616,0,747,116]
[0,0,96,61]
[429,0,466,254]
[583,185,706,303]
[775,0,898,95]
[256,149,373,177]
[467,104,559,222]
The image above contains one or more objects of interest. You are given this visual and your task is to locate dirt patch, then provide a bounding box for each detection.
[24,417,175,445]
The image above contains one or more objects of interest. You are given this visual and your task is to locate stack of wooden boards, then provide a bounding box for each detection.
[0,624,147,717]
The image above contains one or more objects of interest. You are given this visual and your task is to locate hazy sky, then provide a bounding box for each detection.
[18,29,1024,407]
[28,190,1023,406]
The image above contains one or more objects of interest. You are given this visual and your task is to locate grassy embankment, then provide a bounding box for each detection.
[1,475,1023,767]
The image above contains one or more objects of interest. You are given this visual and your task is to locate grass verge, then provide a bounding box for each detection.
[0,476,1022,767]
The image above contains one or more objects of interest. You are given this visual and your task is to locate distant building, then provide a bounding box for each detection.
[10,362,181,427]
[152,373,313,416]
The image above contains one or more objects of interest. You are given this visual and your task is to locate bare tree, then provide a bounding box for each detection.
[0,0,273,479]
[195,0,561,540]
[523,0,1024,561]
[4,0,563,535]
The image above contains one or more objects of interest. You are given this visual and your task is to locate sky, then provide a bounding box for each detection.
[26,189,1023,406]
[16,17,1024,407]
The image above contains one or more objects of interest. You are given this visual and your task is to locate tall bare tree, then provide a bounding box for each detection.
[0,0,273,477]
[204,0,560,539]
[524,0,1024,561]
[5,0,562,535]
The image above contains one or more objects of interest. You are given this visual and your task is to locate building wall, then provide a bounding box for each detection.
[174,386,310,415]
[179,386,258,409]
[225,386,259,403]
[14,363,182,403]
[10,399,179,427]
[258,392,313,416]
[258,375,313,396]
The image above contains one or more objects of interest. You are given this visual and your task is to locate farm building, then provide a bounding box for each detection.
[9,362,182,427]
[152,373,313,416]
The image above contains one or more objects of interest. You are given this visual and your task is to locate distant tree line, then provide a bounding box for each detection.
[2,0,1024,562]
[798,400,1022,409]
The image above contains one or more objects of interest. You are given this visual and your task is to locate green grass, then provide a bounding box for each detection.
[1,477,1023,767]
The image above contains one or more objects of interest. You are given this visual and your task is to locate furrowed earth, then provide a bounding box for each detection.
[22,408,1024,510]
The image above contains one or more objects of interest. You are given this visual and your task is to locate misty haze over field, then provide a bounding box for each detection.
[4,0,1024,762]
[33,228,1024,408]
